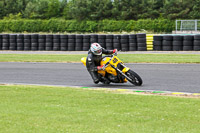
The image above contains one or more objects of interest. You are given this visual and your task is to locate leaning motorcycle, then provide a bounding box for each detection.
[81,53,143,86]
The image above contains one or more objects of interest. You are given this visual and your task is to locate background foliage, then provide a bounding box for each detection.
[0,0,199,33]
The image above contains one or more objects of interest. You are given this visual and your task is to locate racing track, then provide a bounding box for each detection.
[0,62,200,93]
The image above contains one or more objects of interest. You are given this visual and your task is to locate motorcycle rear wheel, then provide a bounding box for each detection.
[126,70,143,86]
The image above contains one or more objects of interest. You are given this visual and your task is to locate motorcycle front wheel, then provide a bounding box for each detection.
[125,70,143,86]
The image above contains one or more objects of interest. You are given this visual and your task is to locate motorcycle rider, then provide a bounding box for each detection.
[86,43,117,84]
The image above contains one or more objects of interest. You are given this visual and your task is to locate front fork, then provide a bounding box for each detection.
[110,64,132,82]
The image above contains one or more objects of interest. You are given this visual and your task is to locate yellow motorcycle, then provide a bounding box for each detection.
[81,53,142,86]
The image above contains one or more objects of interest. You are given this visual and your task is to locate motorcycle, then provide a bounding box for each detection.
[81,53,143,86]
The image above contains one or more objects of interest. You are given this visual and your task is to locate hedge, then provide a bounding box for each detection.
[0,19,175,33]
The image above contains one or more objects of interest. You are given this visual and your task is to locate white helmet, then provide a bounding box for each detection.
[90,43,102,55]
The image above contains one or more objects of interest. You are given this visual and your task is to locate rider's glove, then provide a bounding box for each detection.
[113,49,118,54]
[97,65,104,70]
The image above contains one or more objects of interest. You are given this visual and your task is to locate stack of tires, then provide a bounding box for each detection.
[162,35,173,51]
[173,36,183,51]
[129,34,137,51]
[45,34,53,51]
[24,35,31,50]
[113,35,121,50]
[194,35,200,51]
[38,35,46,51]
[75,35,83,51]
[0,34,2,50]
[83,35,90,51]
[60,35,68,51]
[183,35,193,51]
[106,35,113,50]
[120,35,129,51]
[17,34,24,50]
[31,34,38,51]
[153,35,162,51]
[137,33,146,51]
[2,34,9,50]
[90,34,98,44]
[9,34,17,50]
[98,35,106,48]
[53,35,60,51]
[68,35,75,51]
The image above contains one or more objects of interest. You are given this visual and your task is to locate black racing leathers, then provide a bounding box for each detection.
[86,48,113,83]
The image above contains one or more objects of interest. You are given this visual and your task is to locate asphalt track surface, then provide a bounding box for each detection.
[0,62,200,93]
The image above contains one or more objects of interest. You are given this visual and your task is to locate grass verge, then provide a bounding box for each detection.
[0,53,200,63]
[0,85,200,133]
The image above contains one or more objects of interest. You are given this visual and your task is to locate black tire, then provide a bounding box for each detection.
[53,35,60,39]
[194,46,200,51]
[39,35,46,39]
[129,39,137,43]
[105,39,112,43]
[60,35,68,39]
[83,47,90,51]
[46,43,53,47]
[75,47,82,51]
[173,46,183,51]
[17,39,23,43]
[183,41,193,46]
[60,47,67,51]
[53,47,60,51]
[153,46,162,51]
[129,43,137,47]
[173,41,183,46]
[38,43,45,47]
[98,35,106,39]
[162,40,172,46]
[163,36,173,41]
[125,70,142,86]
[121,35,129,39]
[137,47,147,51]
[24,35,31,39]
[9,39,16,43]
[31,39,38,43]
[129,34,136,39]
[38,47,45,51]
[173,36,183,41]
[2,43,9,47]
[68,47,75,51]
[10,43,17,47]
[194,35,200,40]
[17,34,24,39]
[162,46,172,51]
[53,43,60,47]
[76,39,83,43]
[17,47,24,51]
[106,43,113,48]
[83,39,90,43]
[53,39,60,43]
[153,41,162,46]
[183,35,193,41]
[98,39,105,43]
[106,35,113,39]
[24,39,31,43]
[45,47,53,51]
[129,46,137,51]
[83,43,90,47]
[17,43,24,47]
[137,38,146,43]
[60,39,67,43]
[9,47,17,50]
[31,34,39,39]
[137,43,146,47]
[68,39,75,43]
[153,36,163,41]
[183,46,193,51]
[120,39,128,43]
[194,40,200,46]
[136,33,146,38]
[83,35,90,39]
[24,43,31,47]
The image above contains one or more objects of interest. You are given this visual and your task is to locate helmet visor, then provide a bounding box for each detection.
[94,49,102,55]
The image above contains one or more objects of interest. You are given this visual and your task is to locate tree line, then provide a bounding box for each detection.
[0,0,200,20]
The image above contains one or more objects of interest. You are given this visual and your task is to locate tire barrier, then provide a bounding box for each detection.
[0,34,200,51]
[137,33,146,51]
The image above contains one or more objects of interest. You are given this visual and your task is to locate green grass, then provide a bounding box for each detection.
[0,53,200,63]
[0,85,200,133]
